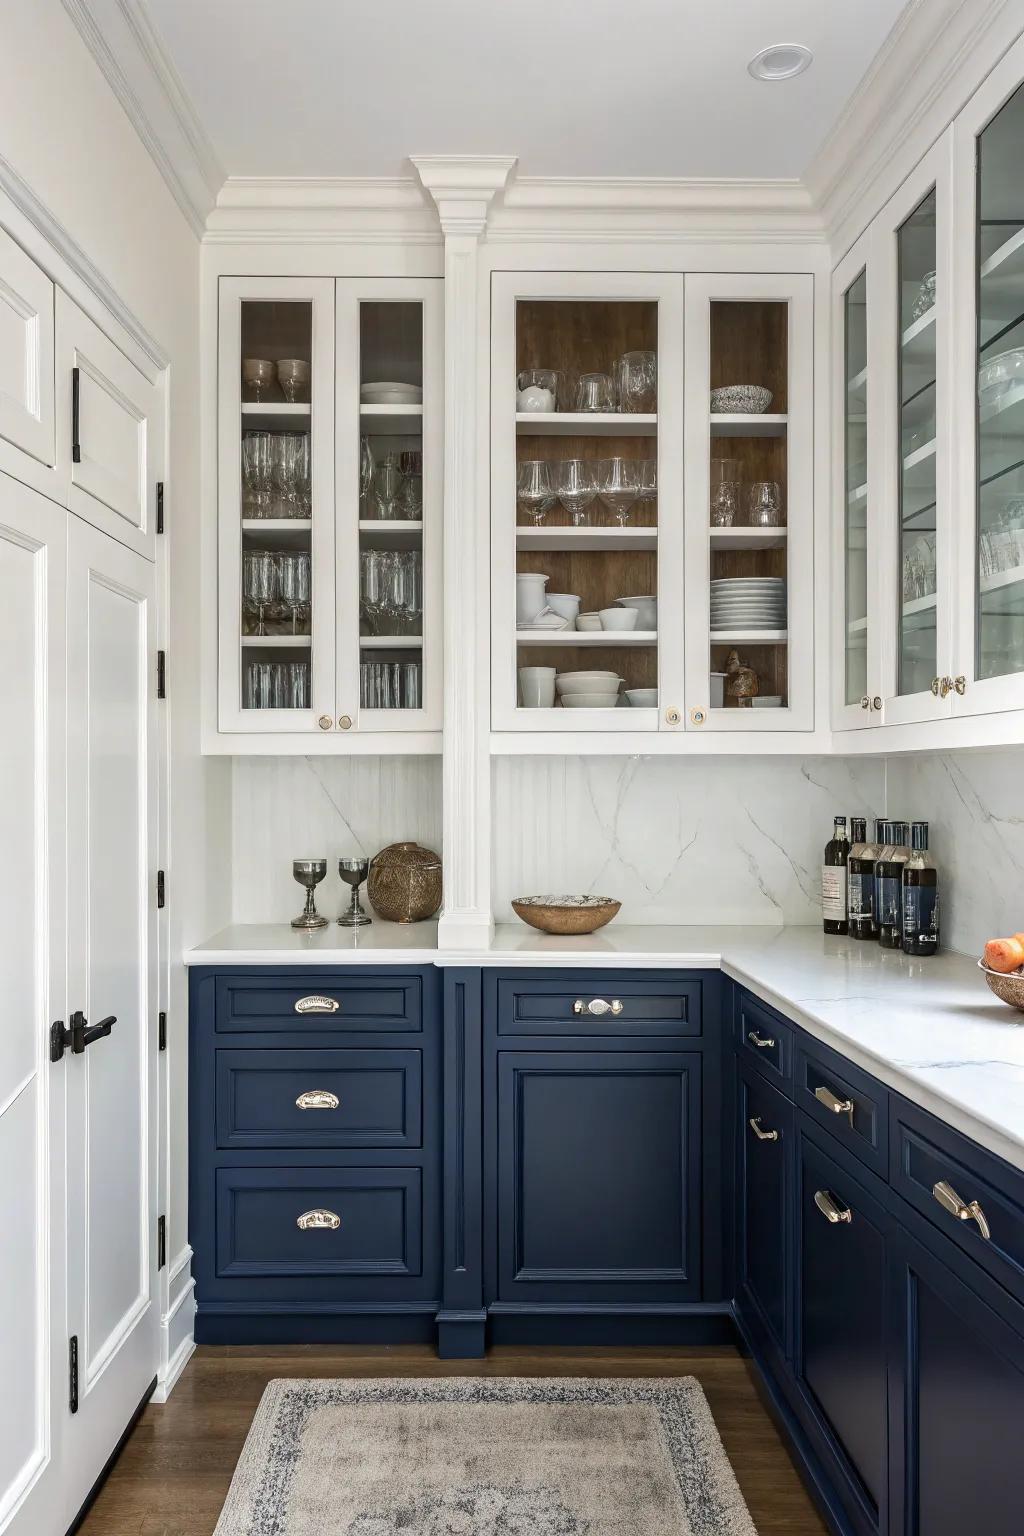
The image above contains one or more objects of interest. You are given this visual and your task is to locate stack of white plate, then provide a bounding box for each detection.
[555,671,623,708]
[360,381,423,405]
[710,577,786,633]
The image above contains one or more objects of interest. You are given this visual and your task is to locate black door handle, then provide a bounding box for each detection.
[50,1011,117,1061]
[71,365,81,463]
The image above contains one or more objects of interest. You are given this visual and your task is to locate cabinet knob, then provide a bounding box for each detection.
[872,696,882,712]
[861,696,871,710]
[338,714,353,730]
[665,707,682,725]
[814,1083,855,1128]
[953,675,967,696]
[930,677,940,696]
[748,1115,779,1142]
[686,707,703,726]
[932,1180,990,1240]
[318,714,333,730]
[814,1188,853,1225]
[295,1090,340,1110]
[296,1208,341,1231]
[573,998,624,1017]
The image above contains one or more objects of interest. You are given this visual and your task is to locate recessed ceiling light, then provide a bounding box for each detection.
[747,43,813,82]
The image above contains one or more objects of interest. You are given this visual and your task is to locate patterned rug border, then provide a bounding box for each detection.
[214,1376,758,1536]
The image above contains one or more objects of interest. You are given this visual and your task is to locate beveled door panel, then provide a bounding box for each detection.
[0,227,56,489]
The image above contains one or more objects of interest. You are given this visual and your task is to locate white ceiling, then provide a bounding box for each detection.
[145,0,911,182]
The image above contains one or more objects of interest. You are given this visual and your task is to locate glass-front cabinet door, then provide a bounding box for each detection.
[952,44,1024,716]
[683,272,814,731]
[490,271,683,734]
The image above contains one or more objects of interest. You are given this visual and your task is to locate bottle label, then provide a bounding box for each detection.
[848,871,874,919]
[878,875,902,931]
[822,866,847,920]
[903,885,940,941]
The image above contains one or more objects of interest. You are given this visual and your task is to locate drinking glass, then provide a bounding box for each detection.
[711,457,741,488]
[398,450,423,518]
[373,453,403,519]
[277,551,311,634]
[710,482,740,527]
[555,458,598,527]
[360,548,390,634]
[516,368,558,412]
[614,350,657,413]
[597,457,639,526]
[244,660,271,708]
[292,433,311,518]
[747,481,784,527]
[242,431,272,518]
[360,437,375,512]
[401,661,422,708]
[575,373,616,412]
[287,659,310,709]
[243,549,277,635]
[638,459,657,503]
[270,433,298,517]
[516,459,556,526]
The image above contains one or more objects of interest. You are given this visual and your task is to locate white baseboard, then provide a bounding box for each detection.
[152,1327,194,1403]
[152,1245,196,1403]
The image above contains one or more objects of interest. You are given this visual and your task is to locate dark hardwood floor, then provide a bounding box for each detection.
[76,1343,827,1535]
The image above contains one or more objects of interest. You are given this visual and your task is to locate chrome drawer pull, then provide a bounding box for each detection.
[295,1090,340,1111]
[296,1208,341,1231]
[932,1180,991,1241]
[573,998,624,1017]
[747,1030,776,1050]
[814,1084,855,1129]
[748,1116,779,1142]
[814,1189,853,1225]
[294,994,340,1015]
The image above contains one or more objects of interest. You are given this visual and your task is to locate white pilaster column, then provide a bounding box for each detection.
[412,156,515,950]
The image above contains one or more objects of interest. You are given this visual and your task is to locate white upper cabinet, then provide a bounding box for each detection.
[0,226,56,494]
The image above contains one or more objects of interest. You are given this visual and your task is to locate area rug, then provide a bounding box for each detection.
[213,1376,757,1535]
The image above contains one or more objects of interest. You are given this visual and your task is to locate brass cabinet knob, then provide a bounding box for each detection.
[932,1180,990,1240]
[686,707,704,726]
[930,677,940,696]
[338,714,353,730]
[953,675,967,696]
[861,696,871,710]
[296,1208,341,1231]
[814,1188,853,1225]
[318,714,333,730]
[872,696,882,712]
[665,707,682,725]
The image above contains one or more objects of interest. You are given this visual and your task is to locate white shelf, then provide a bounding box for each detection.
[241,402,310,431]
[709,526,787,551]
[359,634,423,649]
[516,629,658,647]
[848,481,868,506]
[980,384,1024,486]
[847,364,868,401]
[240,634,311,649]
[980,562,1024,599]
[710,629,788,644]
[901,308,936,367]
[360,404,423,435]
[515,525,658,552]
[516,412,657,437]
[979,225,1024,347]
[359,519,423,549]
[241,518,312,548]
[848,615,869,635]
[710,413,788,438]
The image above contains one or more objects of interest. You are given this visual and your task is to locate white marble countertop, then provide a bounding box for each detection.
[187,922,1024,1173]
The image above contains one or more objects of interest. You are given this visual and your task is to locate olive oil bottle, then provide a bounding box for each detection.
[877,820,910,950]
[848,816,879,941]
[902,822,939,956]
[822,815,851,935]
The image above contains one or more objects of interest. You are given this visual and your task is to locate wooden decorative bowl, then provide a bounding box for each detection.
[978,958,1024,1014]
[511,896,621,936]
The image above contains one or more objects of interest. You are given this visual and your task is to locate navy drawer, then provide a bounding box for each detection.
[215,1166,422,1280]
[736,991,794,1087]
[215,1048,422,1150]
[736,1061,794,1357]
[795,1036,888,1179]
[214,971,423,1034]
[494,971,703,1037]
[891,1095,1024,1306]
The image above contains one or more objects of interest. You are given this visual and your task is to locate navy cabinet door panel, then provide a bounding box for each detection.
[496,1051,701,1303]
[736,1063,793,1356]
[890,1095,1024,1305]
[215,1166,421,1279]
[494,973,703,1037]
[795,1037,888,1178]
[215,1048,421,1150]
[214,971,423,1034]
[736,991,794,1087]
[889,1215,1024,1536]
[795,1119,889,1532]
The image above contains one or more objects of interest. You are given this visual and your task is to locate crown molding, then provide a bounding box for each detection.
[60,0,223,236]
[411,155,518,235]
[205,176,441,245]
[805,0,1022,251]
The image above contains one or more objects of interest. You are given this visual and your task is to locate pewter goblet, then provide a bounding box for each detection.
[291,859,328,930]
[338,856,371,926]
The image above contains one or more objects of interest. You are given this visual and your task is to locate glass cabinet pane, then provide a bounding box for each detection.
[897,188,938,697]
[238,299,314,711]
[976,81,1024,681]
[356,300,425,711]
[844,270,868,705]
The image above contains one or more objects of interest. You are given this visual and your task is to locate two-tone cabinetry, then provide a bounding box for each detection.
[733,987,1024,1536]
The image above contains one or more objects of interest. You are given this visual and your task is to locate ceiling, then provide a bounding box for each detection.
[145,0,911,183]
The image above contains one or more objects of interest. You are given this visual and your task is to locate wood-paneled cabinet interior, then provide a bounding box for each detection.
[216,275,442,746]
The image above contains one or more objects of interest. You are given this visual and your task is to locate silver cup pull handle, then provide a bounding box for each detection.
[573,998,624,1017]
[294,994,340,1015]
[295,1090,340,1110]
[296,1208,341,1231]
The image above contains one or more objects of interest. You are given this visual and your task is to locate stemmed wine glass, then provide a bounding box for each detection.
[637,458,657,505]
[597,457,640,526]
[555,459,598,527]
[374,453,403,519]
[270,433,299,517]
[398,451,423,518]
[242,431,272,518]
[360,437,375,513]
[360,548,389,635]
[277,551,311,634]
[292,433,311,518]
[338,856,371,927]
[291,859,328,930]
[516,460,556,526]
[243,549,277,636]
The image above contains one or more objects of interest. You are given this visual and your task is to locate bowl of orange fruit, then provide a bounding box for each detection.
[980,933,1024,1013]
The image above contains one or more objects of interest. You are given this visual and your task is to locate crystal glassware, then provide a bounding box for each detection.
[373,453,403,519]
[276,358,310,402]
[243,548,277,635]
[338,856,372,927]
[398,450,423,518]
[575,372,616,413]
[597,457,639,526]
[638,458,657,503]
[614,350,657,413]
[360,547,390,635]
[291,858,328,930]
[555,458,598,527]
[516,459,557,526]
[277,551,311,634]
[710,482,740,527]
[516,368,558,412]
[292,433,311,517]
[360,436,375,511]
[747,481,784,527]
[242,358,275,401]
[242,431,273,517]
[270,433,298,517]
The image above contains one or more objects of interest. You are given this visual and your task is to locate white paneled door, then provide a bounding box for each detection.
[61,514,159,1521]
[0,478,67,1536]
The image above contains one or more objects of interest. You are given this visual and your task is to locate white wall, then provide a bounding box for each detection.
[0,0,231,1371]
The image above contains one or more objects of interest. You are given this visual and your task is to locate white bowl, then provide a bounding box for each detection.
[556,671,623,694]
[360,381,423,405]
[625,688,658,707]
[599,607,639,631]
[561,691,622,708]
[575,612,602,632]
[979,347,1024,399]
[547,593,582,623]
[616,595,657,629]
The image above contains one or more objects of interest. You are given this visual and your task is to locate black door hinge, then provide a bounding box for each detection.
[158,1010,167,1051]
[158,1215,166,1270]
[156,481,164,534]
[69,1336,79,1413]
[157,650,166,699]
[157,869,165,908]
[71,367,81,464]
